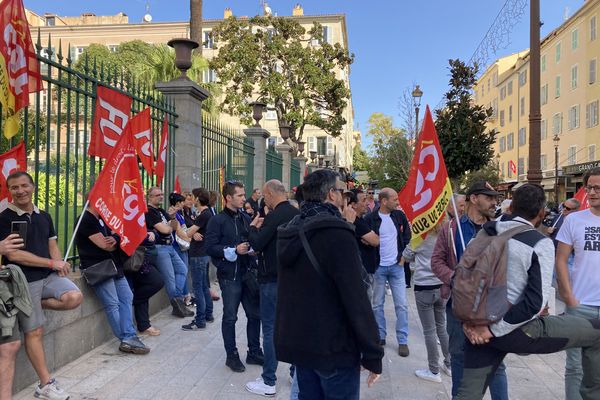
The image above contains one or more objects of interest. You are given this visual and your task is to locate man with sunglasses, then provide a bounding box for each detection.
[366,189,379,213]
[547,198,580,247]
[556,167,600,400]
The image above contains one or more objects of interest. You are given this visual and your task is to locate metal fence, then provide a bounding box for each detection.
[202,113,255,202]
[0,32,177,261]
[290,158,301,188]
[266,145,283,182]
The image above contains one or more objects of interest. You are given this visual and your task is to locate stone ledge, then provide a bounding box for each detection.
[14,272,170,392]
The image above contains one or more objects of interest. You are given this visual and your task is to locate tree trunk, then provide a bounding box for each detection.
[190,0,202,57]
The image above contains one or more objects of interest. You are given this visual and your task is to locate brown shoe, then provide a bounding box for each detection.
[139,326,161,336]
[398,344,410,357]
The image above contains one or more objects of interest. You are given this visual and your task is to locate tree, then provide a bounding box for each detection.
[459,161,501,192]
[190,0,203,57]
[435,59,497,183]
[366,113,411,190]
[352,145,370,172]
[397,85,418,143]
[209,15,354,143]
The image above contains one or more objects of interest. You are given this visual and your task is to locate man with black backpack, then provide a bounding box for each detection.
[455,184,600,400]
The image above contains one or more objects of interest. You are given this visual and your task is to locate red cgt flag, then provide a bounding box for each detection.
[574,186,590,210]
[128,107,154,176]
[174,175,181,194]
[399,106,453,248]
[0,0,42,138]
[509,160,517,175]
[88,132,148,255]
[155,117,168,185]
[89,86,132,159]
[0,141,26,208]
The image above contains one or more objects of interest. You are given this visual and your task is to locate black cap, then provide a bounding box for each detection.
[466,180,500,199]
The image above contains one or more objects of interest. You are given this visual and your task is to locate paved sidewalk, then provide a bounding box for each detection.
[15,288,566,399]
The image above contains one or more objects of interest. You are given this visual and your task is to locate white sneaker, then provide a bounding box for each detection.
[440,364,452,377]
[415,369,442,383]
[245,377,276,397]
[34,378,69,400]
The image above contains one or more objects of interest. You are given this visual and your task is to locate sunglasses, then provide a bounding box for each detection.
[563,205,575,211]
[367,191,374,195]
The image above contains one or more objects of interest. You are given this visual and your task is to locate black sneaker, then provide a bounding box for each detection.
[170,299,186,318]
[246,350,265,366]
[206,315,215,323]
[226,352,246,372]
[181,321,206,331]
[119,336,150,354]
[176,297,195,317]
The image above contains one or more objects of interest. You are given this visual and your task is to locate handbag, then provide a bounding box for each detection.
[175,226,190,251]
[123,246,147,273]
[81,259,118,286]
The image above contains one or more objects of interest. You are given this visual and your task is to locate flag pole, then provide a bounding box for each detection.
[450,193,466,251]
[63,200,90,263]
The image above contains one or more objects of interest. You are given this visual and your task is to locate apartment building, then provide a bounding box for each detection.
[474,0,600,200]
[26,4,356,170]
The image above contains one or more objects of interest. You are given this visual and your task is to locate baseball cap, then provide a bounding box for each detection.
[466,180,500,199]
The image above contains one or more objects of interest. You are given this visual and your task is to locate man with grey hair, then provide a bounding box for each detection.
[245,180,299,396]
[364,187,411,356]
[548,197,580,247]
[446,193,466,219]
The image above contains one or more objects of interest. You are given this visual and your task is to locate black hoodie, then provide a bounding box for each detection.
[275,212,383,374]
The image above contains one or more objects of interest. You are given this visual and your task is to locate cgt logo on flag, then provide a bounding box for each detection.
[399,106,452,248]
[155,117,168,185]
[509,160,517,175]
[89,86,132,159]
[128,107,154,176]
[0,141,25,209]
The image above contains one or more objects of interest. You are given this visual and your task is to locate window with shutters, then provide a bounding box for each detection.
[572,29,579,50]
[317,137,327,155]
[541,84,548,105]
[572,65,578,89]
[202,69,217,83]
[542,55,547,72]
[586,100,599,128]
[541,154,547,171]
[568,105,580,130]
[507,132,514,150]
[500,86,506,100]
[518,157,525,175]
[553,113,563,135]
[555,42,562,63]
[555,75,561,98]
[499,137,506,153]
[500,110,505,127]
[518,127,526,147]
[308,136,317,152]
[520,97,526,116]
[519,70,527,87]
[568,146,577,165]
[590,59,597,84]
[541,119,547,140]
[507,80,513,95]
[326,136,334,156]
[203,31,213,49]
[589,145,596,162]
[592,16,597,41]
[508,105,513,123]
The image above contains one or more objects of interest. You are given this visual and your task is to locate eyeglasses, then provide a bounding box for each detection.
[367,191,374,195]
[564,205,575,211]
[585,185,600,193]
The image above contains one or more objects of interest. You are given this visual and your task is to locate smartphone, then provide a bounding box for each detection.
[11,221,27,247]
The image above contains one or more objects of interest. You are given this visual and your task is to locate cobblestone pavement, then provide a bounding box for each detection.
[15,288,566,400]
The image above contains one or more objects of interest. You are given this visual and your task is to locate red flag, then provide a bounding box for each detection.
[174,175,181,194]
[574,186,590,210]
[0,0,42,138]
[88,132,148,255]
[155,117,168,185]
[128,108,154,176]
[0,141,26,207]
[89,86,132,159]
[509,160,517,175]
[399,106,453,248]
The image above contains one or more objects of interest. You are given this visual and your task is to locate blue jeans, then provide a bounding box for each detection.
[219,277,261,356]
[290,368,300,400]
[154,245,188,300]
[190,256,213,325]
[372,263,408,344]
[446,301,508,399]
[296,365,360,400]
[565,304,600,400]
[260,282,278,386]
[93,276,137,341]
[174,246,190,295]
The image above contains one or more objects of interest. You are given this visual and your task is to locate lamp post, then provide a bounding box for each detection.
[412,85,423,141]
[554,134,560,203]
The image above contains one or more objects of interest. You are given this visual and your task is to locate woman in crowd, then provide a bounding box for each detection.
[402,219,451,383]
[170,193,192,305]
[75,205,150,354]
[182,191,197,227]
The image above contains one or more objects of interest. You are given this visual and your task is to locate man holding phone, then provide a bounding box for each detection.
[0,171,82,400]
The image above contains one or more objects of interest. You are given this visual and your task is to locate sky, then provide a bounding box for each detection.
[23,0,585,148]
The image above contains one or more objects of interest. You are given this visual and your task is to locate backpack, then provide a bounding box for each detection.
[451,223,532,326]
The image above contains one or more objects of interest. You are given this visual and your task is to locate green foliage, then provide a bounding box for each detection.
[0,109,48,154]
[459,161,501,192]
[352,145,370,172]
[434,59,497,180]
[209,15,354,142]
[35,172,76,209]
[366,113,411,190]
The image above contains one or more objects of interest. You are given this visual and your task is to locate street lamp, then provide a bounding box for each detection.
[554,134,560,203]
[412,85,423,140]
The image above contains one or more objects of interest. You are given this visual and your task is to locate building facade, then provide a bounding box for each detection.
[474,0,600,201]
[26,4,356,171]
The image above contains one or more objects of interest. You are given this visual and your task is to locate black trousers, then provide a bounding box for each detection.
[125,264,164,332]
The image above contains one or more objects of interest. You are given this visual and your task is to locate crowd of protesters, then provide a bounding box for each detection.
[2,167,600,400]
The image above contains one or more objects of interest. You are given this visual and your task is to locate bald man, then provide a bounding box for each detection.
[364,188,412,357]
[246,180,299,396]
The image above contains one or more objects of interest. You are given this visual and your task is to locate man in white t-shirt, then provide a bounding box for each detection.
[556,167,600,400]
[364,188,411,357]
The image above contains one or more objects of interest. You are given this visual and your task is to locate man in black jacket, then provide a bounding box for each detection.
[364,188,411,357]
[276,169,383,399]
[205,181,262,373]
[245,179,299,397]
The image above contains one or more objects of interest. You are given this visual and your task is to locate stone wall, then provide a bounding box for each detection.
[13,271,170,392]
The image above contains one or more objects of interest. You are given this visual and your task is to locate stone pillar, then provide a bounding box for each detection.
[275,142,292,190]
[293,156,307,183]
[244,127,270,191]
[155,80,209,191]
